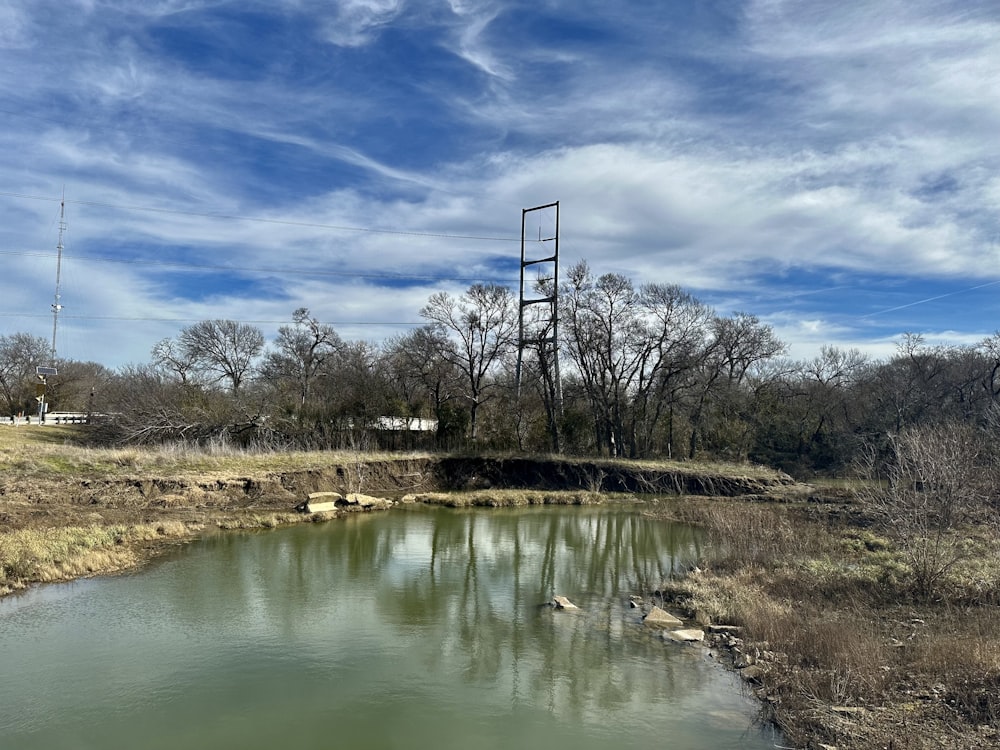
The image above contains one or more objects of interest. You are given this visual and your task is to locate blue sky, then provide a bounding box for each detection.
[1,0,999,368]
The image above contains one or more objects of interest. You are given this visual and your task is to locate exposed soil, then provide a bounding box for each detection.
[0,455,799,536]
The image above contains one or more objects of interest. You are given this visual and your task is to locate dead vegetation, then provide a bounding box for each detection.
[407,489,603,507]
[0,521,201,596]
[653,499,1000,749]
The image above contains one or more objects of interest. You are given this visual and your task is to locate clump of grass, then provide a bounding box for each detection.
[412,489,602,507]
[659,501,834,569]
[903,611,1000,725]
[215,512,301,530]
[0,522,202,591]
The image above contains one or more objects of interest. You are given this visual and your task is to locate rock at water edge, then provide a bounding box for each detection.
[308,491,343,501]
[643,606,683,627]
[665,629,705,642]
[345,493,391,508]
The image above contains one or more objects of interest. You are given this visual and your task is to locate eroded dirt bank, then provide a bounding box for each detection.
[0,455,800,535]
[0,454,804,602]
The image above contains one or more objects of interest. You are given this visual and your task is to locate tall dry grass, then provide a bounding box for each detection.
[0,426,428,479]
[0,521,197,594]
[654,499,1000,748]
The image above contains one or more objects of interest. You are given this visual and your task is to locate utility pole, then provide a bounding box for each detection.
[51,191,66,363]
[516,201,562,452]
[38,192,66,424]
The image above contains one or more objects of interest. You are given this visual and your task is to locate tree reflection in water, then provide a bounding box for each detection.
[1,506,780,750]
[260,507,704,718]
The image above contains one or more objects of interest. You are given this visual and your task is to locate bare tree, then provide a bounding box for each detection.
[384,325,464,445]
[178,319,264,394]
[0,332,49,417]
[685,312,784,459]
[45,360,114,414]
[262,308,342,409]
[559,262,732,458]
[420,284,517,441]
[630,282,715,457]
[151,337,199,384]
[560,262,644,456]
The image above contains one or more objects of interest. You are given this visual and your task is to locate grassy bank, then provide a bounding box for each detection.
[653,500,1000,749]
[0,521,202,596]
[0,425,794,596]
[408,489,604,507]
[0,424,426,479]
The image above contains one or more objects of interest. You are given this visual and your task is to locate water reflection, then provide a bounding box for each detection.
[0,507,776,750]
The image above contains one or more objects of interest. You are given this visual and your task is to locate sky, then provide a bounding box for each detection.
[1,0,999,369]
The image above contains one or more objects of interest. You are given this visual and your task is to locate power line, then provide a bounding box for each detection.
[0,311,425,326]
[0,248,519,285]
[0,190,520,243]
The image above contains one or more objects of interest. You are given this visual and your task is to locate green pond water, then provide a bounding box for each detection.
[0,506,780,749]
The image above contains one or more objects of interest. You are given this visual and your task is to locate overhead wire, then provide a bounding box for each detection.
[0,190,520,243]
[0,248,518,285]
[0,311,423,325]
[0,187,536,332]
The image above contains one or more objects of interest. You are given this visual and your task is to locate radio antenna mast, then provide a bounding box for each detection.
[50,190,66,364]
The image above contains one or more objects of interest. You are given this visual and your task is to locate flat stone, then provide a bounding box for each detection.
[308,491,343,501]
[302,491,343,513]
[707,624,742,634]
[552,596,578,610]
[643,606,683,627]
[304,501,338,513]
[666,628,705,642]
[345,493,389,508]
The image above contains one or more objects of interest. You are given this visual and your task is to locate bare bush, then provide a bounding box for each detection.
[856,422,998,598]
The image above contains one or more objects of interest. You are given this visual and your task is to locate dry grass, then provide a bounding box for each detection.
[657,500,835,568]
[0,520,201,595]
[652,500,1000,749]
[518,451,789,479]
[412,489,603,507]
[0,425,428,479]
[214,512,303,530]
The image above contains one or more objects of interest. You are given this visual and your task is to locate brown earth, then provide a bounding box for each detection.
[0,455,799,538]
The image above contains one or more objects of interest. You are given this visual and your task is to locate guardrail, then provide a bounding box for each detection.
[4,413,92,426]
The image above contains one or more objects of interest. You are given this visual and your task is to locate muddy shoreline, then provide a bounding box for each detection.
[0,455,801,595]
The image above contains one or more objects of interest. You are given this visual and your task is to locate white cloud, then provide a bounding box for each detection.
[321,0,406,47]
[3,0,999,368]
[444,2,511,80]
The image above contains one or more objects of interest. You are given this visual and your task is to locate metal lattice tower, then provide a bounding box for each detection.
[516,202,563,447]
[50,193,66,364]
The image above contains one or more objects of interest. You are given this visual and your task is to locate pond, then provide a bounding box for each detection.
[0,506,780,749]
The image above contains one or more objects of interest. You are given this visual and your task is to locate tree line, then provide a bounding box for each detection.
[4,260,1000,475]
